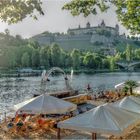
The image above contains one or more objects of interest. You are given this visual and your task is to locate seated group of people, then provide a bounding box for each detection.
[7,114,28,130]
[90,90,122,102]
[85,84,123,102]
[6,112,73,134]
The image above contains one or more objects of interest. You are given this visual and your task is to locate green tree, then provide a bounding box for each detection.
[21,52,30,67]
[102,58,110,69]
[31,49,40,68]
[39,46,50,69]
[0,0,44,24]
[124,80,138,95]
[108,56,115,71]
[28,40,40,49]
[64,54,72,67]
[71,49,81,69]
[60,50,66,67]
[125,44,132,62]
[93,54,102,69]
[83,53,95,68]
[134,49,140,60]
[114,52,122,61]
[14,45,31,67]
[0,46,17,68]
[50,44,63,67]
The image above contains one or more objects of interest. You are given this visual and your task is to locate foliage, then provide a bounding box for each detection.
[114,0,140,34]
[50,44,64,67]
[0,0,139,34]
[39,46,50,68]
[31,49,40,67]
[134,49,140,60]
[0,0,44,24]
[71,49,81,69]
[0,32,140,71]
[125,44,132,62]
[62,0,108,17]
[83,52,95,68]
[108,56,115,71]
[21,52,30,67]
[124,80,138,94]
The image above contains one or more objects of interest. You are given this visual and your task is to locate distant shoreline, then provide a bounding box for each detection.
[0,69,140,78]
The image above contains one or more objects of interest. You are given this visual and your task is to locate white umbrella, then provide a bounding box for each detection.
[58,103,140,136]
[115,82,125,89]
[113,96,140,114]
[14,94,77,114]
[134,86,140,94]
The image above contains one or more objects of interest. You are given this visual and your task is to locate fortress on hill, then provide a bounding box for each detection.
[32,20,126,51]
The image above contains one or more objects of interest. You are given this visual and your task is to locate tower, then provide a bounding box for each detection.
[86,22,90,28]
[100,20,105,27]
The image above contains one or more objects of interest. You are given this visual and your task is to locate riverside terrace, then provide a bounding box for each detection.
[0,94,140,139]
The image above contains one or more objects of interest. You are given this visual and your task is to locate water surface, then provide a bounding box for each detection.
[0,72,140,116]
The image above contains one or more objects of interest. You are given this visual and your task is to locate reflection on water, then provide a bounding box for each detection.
[0,72,140,115]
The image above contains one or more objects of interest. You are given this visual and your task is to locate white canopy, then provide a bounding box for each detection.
[134,86,140,94]
[14,94,77,114]
[58,103,140,136]
[113,96,140,114]
[115,82,125,89]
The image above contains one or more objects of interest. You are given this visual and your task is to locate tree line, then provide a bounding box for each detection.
[0,31,140,71]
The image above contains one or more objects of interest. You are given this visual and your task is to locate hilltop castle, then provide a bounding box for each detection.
[68,20,119,36]
[32,20,126,51]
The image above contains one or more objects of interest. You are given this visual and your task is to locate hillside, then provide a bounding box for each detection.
[31,21,140,52]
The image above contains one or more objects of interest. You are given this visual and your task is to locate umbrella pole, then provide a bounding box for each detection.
[4,112,6,122]
[92,133,96,140]
[57,128,61,140]
[95,133,96,139]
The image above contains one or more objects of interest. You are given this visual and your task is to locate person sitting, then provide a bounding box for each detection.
[41,114,45,118]
[16,119,24,129]
[22,113,27,120]
[93,94,97,100]
[87,84,91,91]
[7,120,14,129]
[38,118,44,125]
[69,111,74,117]
[37,117,45,128]
[15,115,20,123]
[54,120,60,129]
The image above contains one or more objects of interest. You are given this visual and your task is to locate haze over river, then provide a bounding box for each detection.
[0,72,140,117]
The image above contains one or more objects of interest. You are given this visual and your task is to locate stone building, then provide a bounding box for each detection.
[32,20,125,51]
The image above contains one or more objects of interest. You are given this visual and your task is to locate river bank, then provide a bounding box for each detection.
[0,68,140,77]
[1,94,140,140]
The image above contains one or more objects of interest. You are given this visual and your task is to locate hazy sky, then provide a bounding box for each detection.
[0,0,129,38]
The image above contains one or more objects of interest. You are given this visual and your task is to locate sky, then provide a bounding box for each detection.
[0,0,129,38]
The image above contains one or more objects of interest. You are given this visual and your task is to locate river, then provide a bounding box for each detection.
[0,72,140,117]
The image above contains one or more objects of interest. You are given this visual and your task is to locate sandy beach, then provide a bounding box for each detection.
[1,122,140,140]
[1,97,140,140]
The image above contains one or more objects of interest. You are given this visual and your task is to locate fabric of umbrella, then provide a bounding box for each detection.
[113,96,140,114]
[58,103,140,137]
[14,94,77,114]
[115,82,125,89]
[134,86,140,94]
